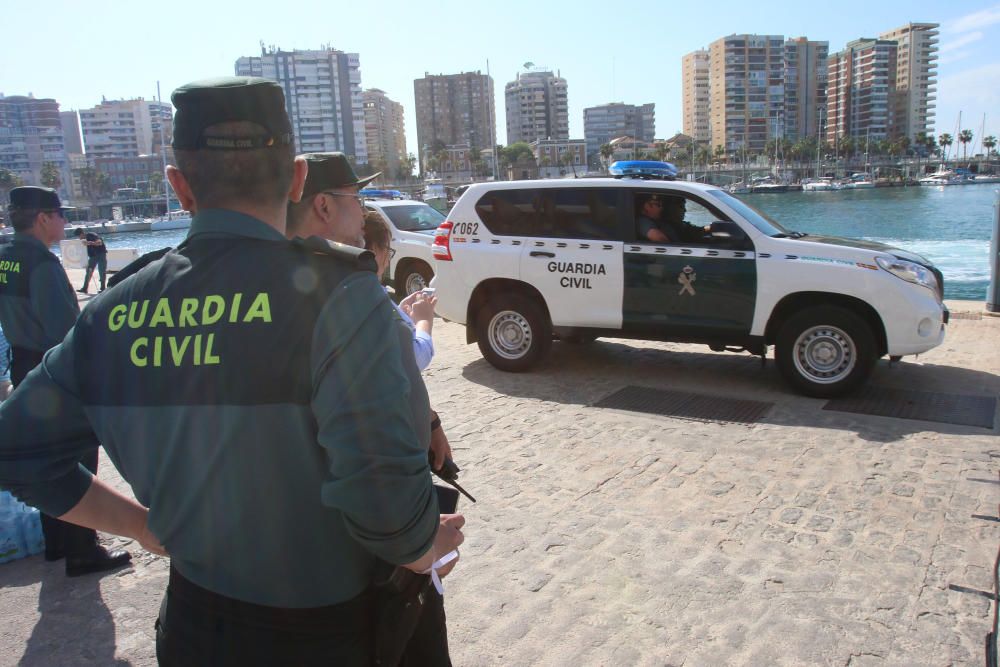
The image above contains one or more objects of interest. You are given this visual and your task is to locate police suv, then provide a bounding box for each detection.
[430,172,948,397]
[364,198,445,296]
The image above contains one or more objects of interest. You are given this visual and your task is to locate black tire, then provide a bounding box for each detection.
[475,294,552,372]
[775,305,877,398]
[395,261,433,297]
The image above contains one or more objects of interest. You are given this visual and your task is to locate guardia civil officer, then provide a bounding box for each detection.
[0,77,464,665]
[0,186,131,576]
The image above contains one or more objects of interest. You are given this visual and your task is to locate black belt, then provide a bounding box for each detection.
[167,566,374,635]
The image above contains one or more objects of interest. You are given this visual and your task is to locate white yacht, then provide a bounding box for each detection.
[150,210,192,231]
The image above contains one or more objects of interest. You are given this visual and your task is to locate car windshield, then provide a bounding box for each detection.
[707,190,790,237]
[376,204,446,232]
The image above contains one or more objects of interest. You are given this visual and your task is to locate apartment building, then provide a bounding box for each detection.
[682,50,711,143]
[362,89,406,179]
[530,138,586,178]
[0,94,69,194]
[583,102,655,162]
[708,34,786,154]
[826,38,898,145]
[413,71,496,174]
[80,98,172,159]
[504,70,569,145]
[879,22,939,141]
[235,46,367,163]
[784,38,829,140]
[60,111,83,154]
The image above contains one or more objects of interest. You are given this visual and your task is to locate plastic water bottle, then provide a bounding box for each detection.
[17,506,44,556]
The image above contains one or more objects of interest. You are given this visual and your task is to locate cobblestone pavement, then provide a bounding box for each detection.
[1,290,997,665]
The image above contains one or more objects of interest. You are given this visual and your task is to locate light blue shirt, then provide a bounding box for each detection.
[390,294,434,371]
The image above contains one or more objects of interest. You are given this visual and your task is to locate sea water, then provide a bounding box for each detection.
[70,184,998,301]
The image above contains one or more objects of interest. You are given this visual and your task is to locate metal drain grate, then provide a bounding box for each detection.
[824,386,997,429]
[593,386,773,424]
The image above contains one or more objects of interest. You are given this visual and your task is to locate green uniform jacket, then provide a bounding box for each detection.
[0,209,438,607]
[0,233,80,352]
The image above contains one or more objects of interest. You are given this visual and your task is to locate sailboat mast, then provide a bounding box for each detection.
[157,81,169,215]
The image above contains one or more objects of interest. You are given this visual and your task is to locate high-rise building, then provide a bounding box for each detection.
[879,22,939,141]
[682,50,711,144]
[0,94,69,194]
[709,34,786,154]
[362,89,407,180]
[826,38,898,145]
[783,38,829,141]
[235,45,367,163]
[504,70,569,145]
[80,98,172,159]
[413,71,495,173]
[60,111,83,155]
[583,103,655,162]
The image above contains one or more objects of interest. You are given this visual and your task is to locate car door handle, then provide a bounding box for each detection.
[529,251,555,258]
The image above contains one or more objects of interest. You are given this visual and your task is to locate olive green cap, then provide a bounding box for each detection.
[171,76,293,150]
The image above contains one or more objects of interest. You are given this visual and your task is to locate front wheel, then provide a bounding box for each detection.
[775,305,877,398]
[475,294,552,372]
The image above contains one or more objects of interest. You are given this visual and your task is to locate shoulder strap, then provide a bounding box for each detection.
[292,236,378,273]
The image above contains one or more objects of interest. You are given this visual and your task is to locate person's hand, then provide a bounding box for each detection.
[398,291,420,313]
[403,514,465,576]
[408,293,437,323]
[429,422,453,471]
[136,517,168,557]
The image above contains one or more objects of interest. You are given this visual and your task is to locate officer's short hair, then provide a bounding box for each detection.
[9,209,41,232]
[174,121,295,210]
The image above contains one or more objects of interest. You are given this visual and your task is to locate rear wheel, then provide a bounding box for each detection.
[395,261,433,297]
[475,294,552,372]
[775,305,877,398]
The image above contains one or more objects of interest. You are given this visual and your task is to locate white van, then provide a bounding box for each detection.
[364,199,445,296]
[430,178,948,397]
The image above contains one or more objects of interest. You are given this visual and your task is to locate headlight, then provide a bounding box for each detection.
[876,256,939,292]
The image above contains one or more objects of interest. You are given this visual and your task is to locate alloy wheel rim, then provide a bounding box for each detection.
[792,325,856,384]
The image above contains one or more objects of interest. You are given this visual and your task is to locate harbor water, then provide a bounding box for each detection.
[80,184,996,301]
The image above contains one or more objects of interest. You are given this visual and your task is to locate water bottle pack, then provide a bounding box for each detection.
[0,490,45,564]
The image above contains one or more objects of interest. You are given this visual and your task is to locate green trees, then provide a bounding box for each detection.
[599,143,614,171]
[938,133,953,160]
[40,162,62,190]
[0,168,22,200]
[958,129,974,160]
[984,136,997,157]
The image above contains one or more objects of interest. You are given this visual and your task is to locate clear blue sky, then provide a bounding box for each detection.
[2,0,997,153]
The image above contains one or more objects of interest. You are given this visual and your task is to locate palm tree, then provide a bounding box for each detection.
[0,168,21,200]
[599,143,614,172]
[938,133,953,161]
[40,162,62,190]
[958,129,974,161]
[984,135,997,158]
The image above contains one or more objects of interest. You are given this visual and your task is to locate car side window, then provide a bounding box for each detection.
[475,188,620,240]
[632,190,731,246]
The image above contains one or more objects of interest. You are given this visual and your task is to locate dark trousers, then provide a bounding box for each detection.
[156,567,377,666]
[82,254,107,292]
[400,586,451,666]
[11,346,99,558]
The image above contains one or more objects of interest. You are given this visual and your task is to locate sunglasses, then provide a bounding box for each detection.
[321,191,365,206]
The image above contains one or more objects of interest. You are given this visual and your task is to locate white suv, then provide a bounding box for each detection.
[364,199,445,296]
[430,178,948,397]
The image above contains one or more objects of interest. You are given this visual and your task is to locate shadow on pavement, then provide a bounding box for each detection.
[460,339,1000,443]
[2,556,131,666]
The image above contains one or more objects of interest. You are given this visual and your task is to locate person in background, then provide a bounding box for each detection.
[285,151,376,247]
[0,186,131,576]
[74,227,108,293]
[363,210,436,371]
